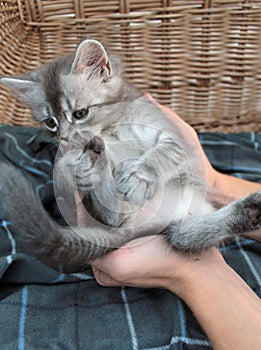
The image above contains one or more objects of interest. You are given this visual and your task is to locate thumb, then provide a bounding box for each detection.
[92,265,122,287]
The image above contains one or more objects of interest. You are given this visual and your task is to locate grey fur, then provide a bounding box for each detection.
[0,163,145,273]
[0,39,260,272]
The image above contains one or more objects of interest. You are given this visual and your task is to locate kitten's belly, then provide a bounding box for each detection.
[102,133,214,233]
[122,184,214,234]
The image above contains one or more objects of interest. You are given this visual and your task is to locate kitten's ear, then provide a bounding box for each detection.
[0,76,39,103]
[71,39,112,80]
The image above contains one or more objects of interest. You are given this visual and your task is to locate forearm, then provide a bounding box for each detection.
[167,256,261,350]
[213,171,261,201]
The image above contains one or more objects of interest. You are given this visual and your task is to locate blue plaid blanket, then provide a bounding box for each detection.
[0,125,260,350]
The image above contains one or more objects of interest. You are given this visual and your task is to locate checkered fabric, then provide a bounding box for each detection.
[0,125,260,350]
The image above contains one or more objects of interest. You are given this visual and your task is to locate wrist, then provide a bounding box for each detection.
[163,249,231,299]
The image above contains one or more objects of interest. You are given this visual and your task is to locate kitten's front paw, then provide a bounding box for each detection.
[76,153,101,192]
[114,160,157,206]
[75,136,107,193]
[68,127,105,156]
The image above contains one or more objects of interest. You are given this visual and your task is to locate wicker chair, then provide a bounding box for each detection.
[0,0,261,131]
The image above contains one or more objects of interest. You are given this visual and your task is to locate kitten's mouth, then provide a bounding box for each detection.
[60,140,70,150]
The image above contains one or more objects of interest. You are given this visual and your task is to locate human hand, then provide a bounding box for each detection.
[92,235,172,289]
[91,235,225,296]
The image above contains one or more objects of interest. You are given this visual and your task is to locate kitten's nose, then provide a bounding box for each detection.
[59,122,71,141]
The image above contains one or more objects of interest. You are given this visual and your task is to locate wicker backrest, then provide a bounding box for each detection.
[1,0,261,131]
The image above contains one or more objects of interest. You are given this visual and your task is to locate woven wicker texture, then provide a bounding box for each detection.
[0,0,261,131]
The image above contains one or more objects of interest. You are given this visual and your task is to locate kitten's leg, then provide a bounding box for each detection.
[58,128,120,227]
[164,192,261,252]
[22,224,135,273]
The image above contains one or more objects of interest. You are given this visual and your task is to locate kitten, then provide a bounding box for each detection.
[0,39,260,273]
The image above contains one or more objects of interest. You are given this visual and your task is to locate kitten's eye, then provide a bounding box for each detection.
[73,108,89,120]
[43,116,58,133]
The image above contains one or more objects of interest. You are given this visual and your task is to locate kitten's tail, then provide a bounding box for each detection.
[0,163,128,272]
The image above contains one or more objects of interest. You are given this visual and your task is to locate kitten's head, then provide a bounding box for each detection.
[0,39,122,141]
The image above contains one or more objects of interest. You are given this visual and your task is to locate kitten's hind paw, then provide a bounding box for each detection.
[242,191,261,229]
[230,191,261,241]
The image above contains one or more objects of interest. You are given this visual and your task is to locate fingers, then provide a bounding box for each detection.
[92,265,122,287]
[91,253,129,284]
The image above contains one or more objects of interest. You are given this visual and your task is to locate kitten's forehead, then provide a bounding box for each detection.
[60,95,75,123]
[60,72,107,109]
[39,55,74,118]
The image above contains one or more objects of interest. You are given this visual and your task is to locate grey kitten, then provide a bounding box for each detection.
[0,39,260,273]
